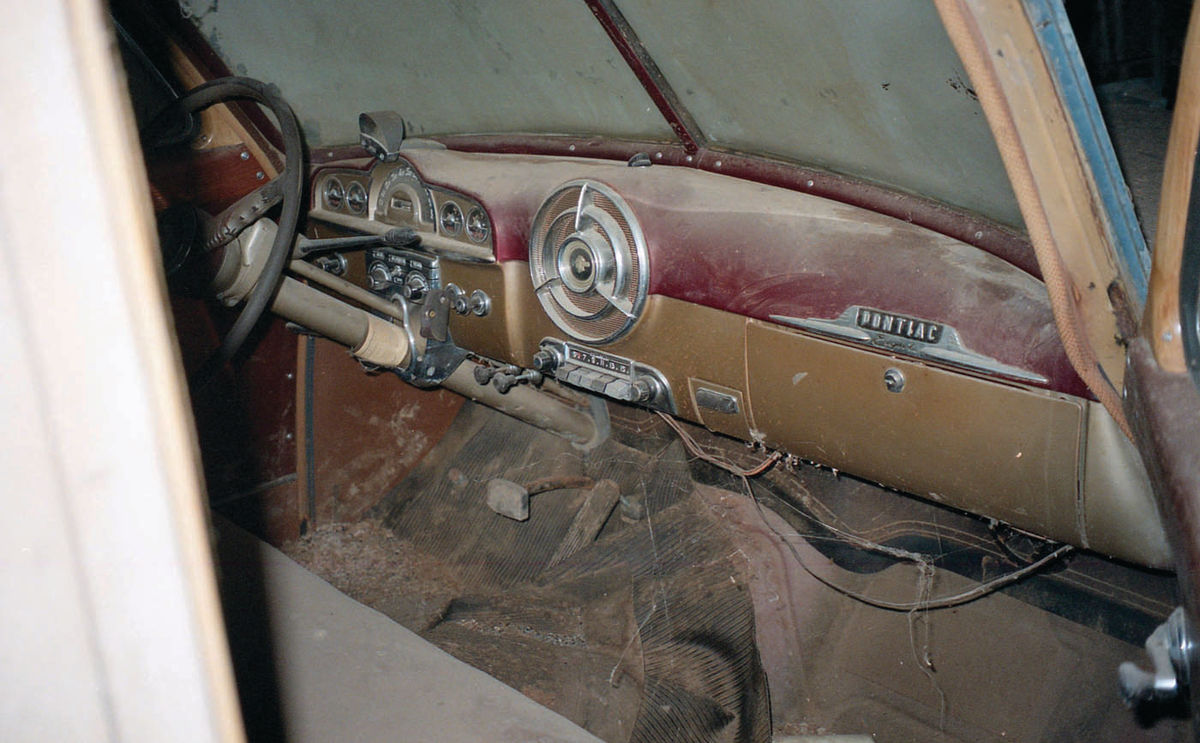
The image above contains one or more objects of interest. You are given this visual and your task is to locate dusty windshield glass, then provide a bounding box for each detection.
[182,0,1020,229]
[617,0,1022,228]
[182,0,673,146]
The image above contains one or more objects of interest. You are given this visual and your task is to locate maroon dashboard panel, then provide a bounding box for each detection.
[432,134,1040,280]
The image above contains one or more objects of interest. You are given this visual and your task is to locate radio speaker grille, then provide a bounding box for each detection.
[529,181,648,344]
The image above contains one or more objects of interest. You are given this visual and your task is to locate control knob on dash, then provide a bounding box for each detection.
[367,264,391,291]
[629,378,655,403]
[531,349,559,373]
[401,273,427,302]
[445,284,469,315]
[469,289,491,317]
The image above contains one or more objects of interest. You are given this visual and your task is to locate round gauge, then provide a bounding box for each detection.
[440,201,464,236]
[346,181,368,215]
[466,207,491,243]
[323,178,344,210]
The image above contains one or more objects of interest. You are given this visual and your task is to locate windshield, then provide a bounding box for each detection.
[182,0,674,145]
[182,0,1021,229]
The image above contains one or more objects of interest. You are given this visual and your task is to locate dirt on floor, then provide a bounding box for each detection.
[284,519,464,631]
[279,402,1193,743]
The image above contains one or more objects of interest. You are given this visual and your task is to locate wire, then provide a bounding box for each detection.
[761,500,1073,612]
[656,411,781,476]
[656,410,1075,612]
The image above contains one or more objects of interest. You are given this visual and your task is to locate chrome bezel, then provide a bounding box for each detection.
[323,177,345,210]
[466,206,491,243]
[345,180,368,215]
[439,201,464,236]
[528,180,650,345]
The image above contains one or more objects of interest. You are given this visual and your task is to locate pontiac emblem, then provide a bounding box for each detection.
[855,308,942,344]
[768,305,1049,385]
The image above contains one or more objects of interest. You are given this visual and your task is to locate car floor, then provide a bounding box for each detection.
[270,401,1190,743]
[212,512,604,743]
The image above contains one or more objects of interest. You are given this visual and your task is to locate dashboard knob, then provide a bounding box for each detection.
[630,378,655,403]
[493,372,517,394]
[401,273,428,302]
[531,350,558,373]
[367,263,391,291]
[469,289,491,317]
[473,365,496,386]
[444,283,469,315]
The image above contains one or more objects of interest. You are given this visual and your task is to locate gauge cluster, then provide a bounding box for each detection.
[310,158,493,262]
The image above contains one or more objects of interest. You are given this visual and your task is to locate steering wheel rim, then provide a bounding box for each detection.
[166,77,306,388]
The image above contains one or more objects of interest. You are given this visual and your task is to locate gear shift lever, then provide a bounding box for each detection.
[294,226,419,258]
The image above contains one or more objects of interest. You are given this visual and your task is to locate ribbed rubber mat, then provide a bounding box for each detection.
[374,403,770,743]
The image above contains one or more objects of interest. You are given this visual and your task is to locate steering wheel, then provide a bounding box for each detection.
[162,77,305,387]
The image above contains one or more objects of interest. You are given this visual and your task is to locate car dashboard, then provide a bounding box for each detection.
[301,145,1166,568]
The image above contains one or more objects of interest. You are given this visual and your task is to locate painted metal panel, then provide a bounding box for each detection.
[745,321,1084,546]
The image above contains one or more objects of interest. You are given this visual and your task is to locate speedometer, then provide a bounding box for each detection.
[376,161,435,223]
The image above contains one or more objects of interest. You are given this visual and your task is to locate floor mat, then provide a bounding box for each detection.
[287,401,1190,742]
[371,403,772,743]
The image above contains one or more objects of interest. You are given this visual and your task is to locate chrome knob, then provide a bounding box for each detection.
[444,283,469,315]
[469,289,491,317]
[401,273,427,302]
[630,378,654,403]
[367,263,391,291]
[531,350,558,373]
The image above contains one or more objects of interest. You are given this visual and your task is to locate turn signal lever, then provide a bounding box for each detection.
[294,227,418,258]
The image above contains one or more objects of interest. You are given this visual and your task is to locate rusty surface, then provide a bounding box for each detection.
[308,337,464,525]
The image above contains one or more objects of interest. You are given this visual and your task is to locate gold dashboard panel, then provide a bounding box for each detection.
[442,258,1084,548]
[442,261,750,428]
[300,223,1172,564]
[745,320,1084,545]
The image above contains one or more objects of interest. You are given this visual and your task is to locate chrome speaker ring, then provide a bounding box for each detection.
[529,180,649,345]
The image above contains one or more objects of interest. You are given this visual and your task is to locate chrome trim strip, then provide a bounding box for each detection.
[770,306,1049,385]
